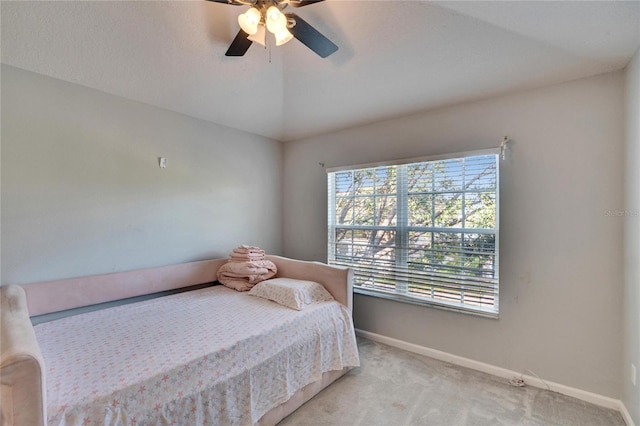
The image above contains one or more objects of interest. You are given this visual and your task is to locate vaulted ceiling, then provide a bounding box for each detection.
[2,1,639,141]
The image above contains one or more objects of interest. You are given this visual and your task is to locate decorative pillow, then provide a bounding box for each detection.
[248,278,334,310]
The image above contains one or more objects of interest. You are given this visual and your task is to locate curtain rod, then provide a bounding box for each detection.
[324,136,511,172]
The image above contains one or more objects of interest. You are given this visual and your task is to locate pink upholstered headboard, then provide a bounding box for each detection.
[22,258,228,317]
[20,256,353,317]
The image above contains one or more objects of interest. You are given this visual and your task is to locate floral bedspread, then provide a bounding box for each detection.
[34,286,360,425]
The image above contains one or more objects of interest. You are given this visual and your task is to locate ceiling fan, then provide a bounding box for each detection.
[207,0,338,58]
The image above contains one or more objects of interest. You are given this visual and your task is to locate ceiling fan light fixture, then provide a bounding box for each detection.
[274,28,294,46]
[238,7,261,35]
[265,6,287,34]
[218,0,338,58]
[247,24,266,47]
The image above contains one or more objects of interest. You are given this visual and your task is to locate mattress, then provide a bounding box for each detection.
[33,285,360,425]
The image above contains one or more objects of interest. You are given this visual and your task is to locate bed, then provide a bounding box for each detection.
[0,255,359,426]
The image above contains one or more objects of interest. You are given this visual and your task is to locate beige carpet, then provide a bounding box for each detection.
[280,338,625,426]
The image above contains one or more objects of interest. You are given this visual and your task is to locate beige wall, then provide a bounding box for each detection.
[1,65,283,285]
[623,48,640,425]
[283,71,625,398]
[1,60,632,406]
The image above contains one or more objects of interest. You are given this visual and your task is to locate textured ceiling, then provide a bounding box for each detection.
[2,1,639,141]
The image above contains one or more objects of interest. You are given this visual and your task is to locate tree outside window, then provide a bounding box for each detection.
[328,154,499,317]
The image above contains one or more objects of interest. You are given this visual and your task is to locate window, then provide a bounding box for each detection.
[327,151,499,317]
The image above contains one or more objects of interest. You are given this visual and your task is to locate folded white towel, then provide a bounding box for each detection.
[232,245,265,256]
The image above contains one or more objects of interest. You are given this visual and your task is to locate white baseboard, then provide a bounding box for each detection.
[619,402,636,426]
[356,329,633,425]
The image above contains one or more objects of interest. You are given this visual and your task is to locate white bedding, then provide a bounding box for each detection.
[33,285,360,425]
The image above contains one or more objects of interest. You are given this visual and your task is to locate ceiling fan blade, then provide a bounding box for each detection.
[286,13,338,58]
[225,30,253,56]
[205,0,245,5]
[287,0,325,8]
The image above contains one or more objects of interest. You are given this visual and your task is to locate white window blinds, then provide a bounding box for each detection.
[328,152,500,317]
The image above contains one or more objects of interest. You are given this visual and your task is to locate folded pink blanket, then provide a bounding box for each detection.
[229,252,265,262]
[216,260,277,291]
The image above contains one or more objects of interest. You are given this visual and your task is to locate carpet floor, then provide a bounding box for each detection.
[280,338,625,426]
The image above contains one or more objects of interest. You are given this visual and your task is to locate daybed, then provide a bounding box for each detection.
[0,255,359,426]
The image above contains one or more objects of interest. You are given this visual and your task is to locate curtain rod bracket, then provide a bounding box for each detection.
[500,136,510,160]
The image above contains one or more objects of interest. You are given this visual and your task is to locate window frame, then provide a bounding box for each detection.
[327,148,500,318]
